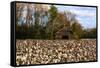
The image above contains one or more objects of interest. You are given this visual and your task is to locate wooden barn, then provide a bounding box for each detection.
[55,27,73,39]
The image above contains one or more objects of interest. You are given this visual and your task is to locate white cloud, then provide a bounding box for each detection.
[56,5,96,17]
[70,9,96,17]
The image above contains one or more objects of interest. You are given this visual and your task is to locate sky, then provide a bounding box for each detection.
[55,5,97,29]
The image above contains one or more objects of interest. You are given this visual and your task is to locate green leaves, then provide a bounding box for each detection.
[49,5,58,21]
[71,21,83,39]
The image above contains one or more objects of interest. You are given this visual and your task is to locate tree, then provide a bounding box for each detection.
[49,5,58,21]
[71,21,83,39]
[46,5,58,39]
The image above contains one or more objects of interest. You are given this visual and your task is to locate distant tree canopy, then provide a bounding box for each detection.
[16,4,97,39]
[82,28,97,39]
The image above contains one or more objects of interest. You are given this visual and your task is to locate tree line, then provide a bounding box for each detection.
[16,4,96,39]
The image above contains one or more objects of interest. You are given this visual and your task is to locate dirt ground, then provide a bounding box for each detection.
[16,39,97,65]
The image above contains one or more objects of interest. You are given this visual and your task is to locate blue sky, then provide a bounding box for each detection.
[55,5,96,29]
